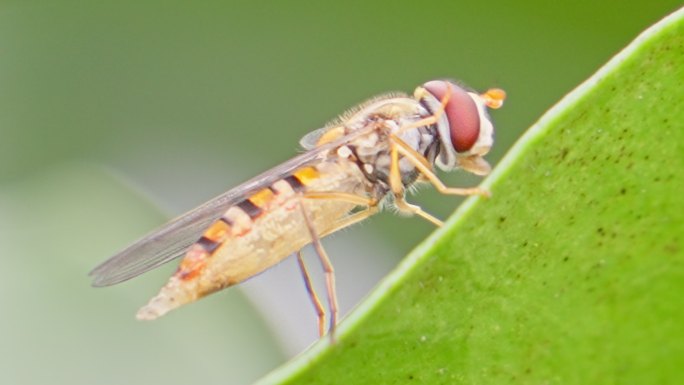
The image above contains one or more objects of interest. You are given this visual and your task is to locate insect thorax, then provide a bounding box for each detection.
[343,121,440,198]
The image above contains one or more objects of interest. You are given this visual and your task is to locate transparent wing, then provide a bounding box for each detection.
[89,127,377,287]
[299,126,332,149]
[89,141,338,287]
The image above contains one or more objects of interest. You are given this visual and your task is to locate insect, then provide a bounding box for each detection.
[90,80,505,337]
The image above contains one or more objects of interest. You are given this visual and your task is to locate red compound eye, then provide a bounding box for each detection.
[423,80,480,153]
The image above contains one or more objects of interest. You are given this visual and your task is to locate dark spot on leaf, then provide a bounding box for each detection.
[664,243,680,254]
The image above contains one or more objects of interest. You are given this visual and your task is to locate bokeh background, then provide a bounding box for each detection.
[1,1,681,384]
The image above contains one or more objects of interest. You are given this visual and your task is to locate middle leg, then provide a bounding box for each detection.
[298,197,339,337]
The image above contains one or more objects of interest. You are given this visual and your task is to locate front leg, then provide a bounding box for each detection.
[388,141,445,227]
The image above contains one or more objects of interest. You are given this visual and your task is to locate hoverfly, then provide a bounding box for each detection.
[90,80,505,336]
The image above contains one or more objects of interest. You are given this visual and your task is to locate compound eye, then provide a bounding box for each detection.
[423,80,480,153]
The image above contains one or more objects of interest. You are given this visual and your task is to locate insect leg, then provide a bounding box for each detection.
[298,197,339,336]
[302,191,380,235]
[296,250,326,337]
[324,206,379,236]
[388,141,445,226]
[391,135,490,197]
[392,82,453,136]
[303,191,376,207]
[294,191,378,335]
[393,196,444,227]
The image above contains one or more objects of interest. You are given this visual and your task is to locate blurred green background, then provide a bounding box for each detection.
[0,1,680,384]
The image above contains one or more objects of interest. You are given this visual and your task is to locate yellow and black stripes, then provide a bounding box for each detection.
[229,166,319,223]
[194,218,231,254]
[284,174,305,192]
[236,199,263,219]
[196,236,221,254]
[290,166,319,188]
[175,166,321,281]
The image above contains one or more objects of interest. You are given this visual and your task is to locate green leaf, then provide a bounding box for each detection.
[258,7,684,385]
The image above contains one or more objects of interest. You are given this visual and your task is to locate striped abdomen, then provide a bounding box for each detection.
[136,160,368,320]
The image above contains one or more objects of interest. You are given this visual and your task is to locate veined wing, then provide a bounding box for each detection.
[89,128,371,287]
[300,126,336,149]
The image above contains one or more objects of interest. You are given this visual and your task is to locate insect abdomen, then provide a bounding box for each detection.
[173,167,316,282]
[136,162,366,320]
